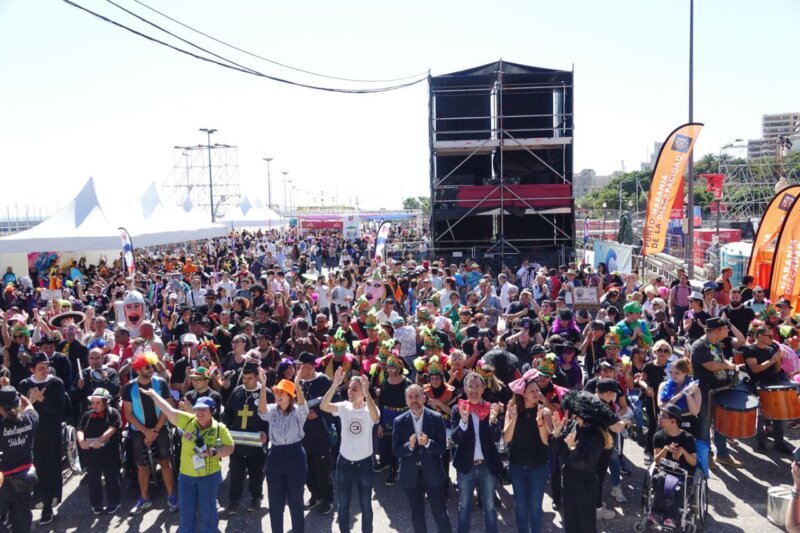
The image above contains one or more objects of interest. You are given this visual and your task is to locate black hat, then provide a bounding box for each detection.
[531,344,546,354]
[35,333,61,346]
[558,309,573,321]
[660,404,683,421]
[298,351,317,365]
[596,378,619,394]
[0,386,20,408]
[49,311,86,329]
[29,353,49,367]
[705,317,730,330]
[242,361,260,375]
[291,304,304,316]
[777,298,792,308]
[561,341,578,352]
[190,312,205,324]
[255,329,272,339]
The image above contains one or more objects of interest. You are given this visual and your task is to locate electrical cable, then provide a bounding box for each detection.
[63,0,427,94]
[130,0,428,83]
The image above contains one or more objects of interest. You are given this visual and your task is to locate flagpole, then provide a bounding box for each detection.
[686,0,696,279]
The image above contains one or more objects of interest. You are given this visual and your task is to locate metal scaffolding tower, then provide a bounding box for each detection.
[165,142,241,220]
[720,155,800,221]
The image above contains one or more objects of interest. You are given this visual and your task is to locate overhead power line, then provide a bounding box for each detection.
[130,0,429,84]
[63,0,428,94]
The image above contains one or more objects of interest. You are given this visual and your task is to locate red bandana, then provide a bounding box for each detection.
[458,399,490,421]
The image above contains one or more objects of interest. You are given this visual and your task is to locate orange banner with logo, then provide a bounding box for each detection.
[747,185,800,278]
[642,123,704,256]
[769,195,800,313]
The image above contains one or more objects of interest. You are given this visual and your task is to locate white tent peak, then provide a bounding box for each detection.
[240,196,253,216]
[138,183,162,220]
[182,196,194,213]
[73,177,109,228]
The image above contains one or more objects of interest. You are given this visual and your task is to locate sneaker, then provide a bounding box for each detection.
[596,504,615,520]
[92,506,104,516]
[385,470,397,486]
[619,465,632,476]
[663,517,676,528]
[168,494,179,513]
[716,455,743,468]
[611,485,627,503]
[246,498,262,513]
[105,503,120,514]
[373,462,390,473]
[131,498,152,515]
[228,501,240,515]
[318,500,334,515]
[709,454,719,470]
[643,453,653,466]
[40,508,54,525]
[304,498,319,511]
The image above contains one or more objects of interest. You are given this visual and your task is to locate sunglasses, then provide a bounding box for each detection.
[656,348,670,353]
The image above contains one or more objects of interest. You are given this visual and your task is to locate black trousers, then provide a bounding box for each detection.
[644,393,658,454]
[404,482,451,533]
[32,426,62,509]
[228,448,266,502]
[562,468,598,533]
[306,451,333,503]
[86,458,121,508]
[0,481,33,533]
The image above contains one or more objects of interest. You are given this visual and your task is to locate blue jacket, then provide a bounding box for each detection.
[451,403,502,476]
[392,408,448,489]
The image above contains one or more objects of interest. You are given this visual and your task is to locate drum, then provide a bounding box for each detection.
[759,382,800,421]
[768,485,793,527]
[732,352,744,366]
[229,431,264,447]
[714,386,758,439]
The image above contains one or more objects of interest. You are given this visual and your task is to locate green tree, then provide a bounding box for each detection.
[402,196,431,214]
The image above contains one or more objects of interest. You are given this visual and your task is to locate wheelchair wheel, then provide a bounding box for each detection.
[694,475,708,528]
[633,520,647,532]
[63,425,82,474]
[640,463,655,517]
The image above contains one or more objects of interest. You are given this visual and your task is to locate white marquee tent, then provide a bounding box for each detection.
[219,196,285,228]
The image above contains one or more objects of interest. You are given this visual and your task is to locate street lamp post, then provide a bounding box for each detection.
[263,157,273,210]
[602,202,607,240]
[199,128,217,222]
[281,171,289,213]
[715,139,743,273]
[686,0,695,278]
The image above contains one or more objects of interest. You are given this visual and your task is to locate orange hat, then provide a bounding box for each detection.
[272,379,296,398]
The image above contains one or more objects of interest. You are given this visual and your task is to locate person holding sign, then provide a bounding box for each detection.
[140,387,235,533]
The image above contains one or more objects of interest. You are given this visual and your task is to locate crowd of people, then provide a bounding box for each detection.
[0,226,797,533]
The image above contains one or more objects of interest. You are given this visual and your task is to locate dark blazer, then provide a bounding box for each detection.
[392,408,448,489]
[450,403,502,476]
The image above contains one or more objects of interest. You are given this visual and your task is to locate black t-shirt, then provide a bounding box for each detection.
[653,429,696,472]
[742,343,783,385]
[122,377,172,429]
[0,409,39,470]
[643,362,667,391]
[171,356,199,385]
[690,338,728,390]
[509,405,548,467]
[77,406,122,461]
[721,304,755,337]
[184,388,223,419]
[684,310,710,341]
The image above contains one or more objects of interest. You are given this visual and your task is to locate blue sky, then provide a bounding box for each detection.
[0,0,797,215]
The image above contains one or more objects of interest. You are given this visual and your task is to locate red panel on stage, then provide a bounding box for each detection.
[300,220,342,229]
[455,184,572,208]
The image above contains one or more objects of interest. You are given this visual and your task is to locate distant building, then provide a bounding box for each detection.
[574,169,616,200]
[640,141,664,171]
[748,112,800,159]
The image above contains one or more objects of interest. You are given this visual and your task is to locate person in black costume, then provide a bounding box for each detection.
[17,353,66,525]
[0,386,39,533]
[552,390,615,533]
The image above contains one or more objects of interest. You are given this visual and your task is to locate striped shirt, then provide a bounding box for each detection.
[259,402,309,445]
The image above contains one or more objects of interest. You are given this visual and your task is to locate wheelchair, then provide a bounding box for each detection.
[634,458,708,533]
[61,393,82,477]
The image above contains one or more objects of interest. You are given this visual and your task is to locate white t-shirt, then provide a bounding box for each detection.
[334,401,376,461]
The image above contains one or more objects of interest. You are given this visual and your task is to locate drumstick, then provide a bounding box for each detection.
[77,359,82,379]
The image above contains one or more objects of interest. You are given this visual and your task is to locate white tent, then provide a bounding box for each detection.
[219,196,285,228]
[0,177,120,253]
[122,183,228,247]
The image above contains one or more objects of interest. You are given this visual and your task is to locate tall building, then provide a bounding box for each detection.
[748,112,800,159]
[640,141,664,171]
[574,168,617,200]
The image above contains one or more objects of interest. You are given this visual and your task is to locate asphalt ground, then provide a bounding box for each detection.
[33,423,795,532]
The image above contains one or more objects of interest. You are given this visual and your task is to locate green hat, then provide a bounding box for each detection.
[623,301,642,314]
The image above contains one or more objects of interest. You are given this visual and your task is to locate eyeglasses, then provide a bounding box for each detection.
[759,333,774,338]
[655,348,670,353]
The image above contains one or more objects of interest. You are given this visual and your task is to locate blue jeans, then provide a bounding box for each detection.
[336,456,373,533]
[509,463,548,533]
[456,464,497,533]
[178,471,221,533]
